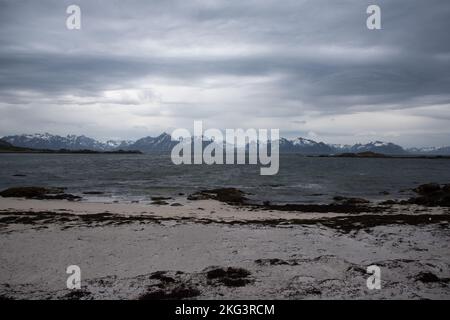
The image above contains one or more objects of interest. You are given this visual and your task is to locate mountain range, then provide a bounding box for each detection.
[1,133,450,155]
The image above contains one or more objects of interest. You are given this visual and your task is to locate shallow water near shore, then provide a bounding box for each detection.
[1,153,450,204]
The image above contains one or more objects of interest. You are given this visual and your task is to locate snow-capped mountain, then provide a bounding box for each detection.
[278,137,335,154]
[292,137,316,146]
[105,140,134,150]
[128,133,177,152]
[276,138,406,155]
[433,146,450,155]
[2,133,101,150]
[348,141,406,154]
[1,133,134,151]
[330,143,352,151]
[2,133,448,155]
[128,133,219,152]
[407,146,450,155]
[407,147,439,153]
[0,139,11,148]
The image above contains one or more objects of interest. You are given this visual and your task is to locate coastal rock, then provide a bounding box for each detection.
[188,188,247,204]
[0,186,81,201]
[407,183,450,207]
[413,183,441,195]
[82,191,104,195]
[151,200,169,205]
[170,203,183,207]
[149,271,176,283]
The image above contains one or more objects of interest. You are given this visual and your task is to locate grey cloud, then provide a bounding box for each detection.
[0,0,449,145]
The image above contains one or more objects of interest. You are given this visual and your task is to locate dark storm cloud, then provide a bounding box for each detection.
[0,0,450,145]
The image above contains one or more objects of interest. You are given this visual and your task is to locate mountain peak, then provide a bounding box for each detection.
[292,137,318,146]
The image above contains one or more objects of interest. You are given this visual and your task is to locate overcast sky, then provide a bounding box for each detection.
[0,0,449,147]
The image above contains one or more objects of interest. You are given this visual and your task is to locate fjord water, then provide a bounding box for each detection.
[1,153,450,204]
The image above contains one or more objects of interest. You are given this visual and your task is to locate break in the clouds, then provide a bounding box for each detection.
[0,0,449,147]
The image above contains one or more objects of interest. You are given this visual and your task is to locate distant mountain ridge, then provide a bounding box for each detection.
[406,146,450,155]
[1,133,133,152]
[2,133,450,155]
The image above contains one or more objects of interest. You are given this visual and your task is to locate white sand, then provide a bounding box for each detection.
[0,197,449,299]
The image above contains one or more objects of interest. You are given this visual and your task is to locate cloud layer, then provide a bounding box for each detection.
[0,0,449,146]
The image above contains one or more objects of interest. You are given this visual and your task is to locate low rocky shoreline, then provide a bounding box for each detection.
[2,181,449,210]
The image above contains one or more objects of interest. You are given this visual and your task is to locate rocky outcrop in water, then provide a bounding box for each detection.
[406,183,450,207]
[187,188,248,204]
[0,187,81,201]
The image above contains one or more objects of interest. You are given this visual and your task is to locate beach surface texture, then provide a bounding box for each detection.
[1,191,449,300]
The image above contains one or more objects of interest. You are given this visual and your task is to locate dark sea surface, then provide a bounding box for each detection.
[1,153,450,204]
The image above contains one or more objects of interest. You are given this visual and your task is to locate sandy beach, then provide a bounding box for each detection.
[1,195,449,300]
